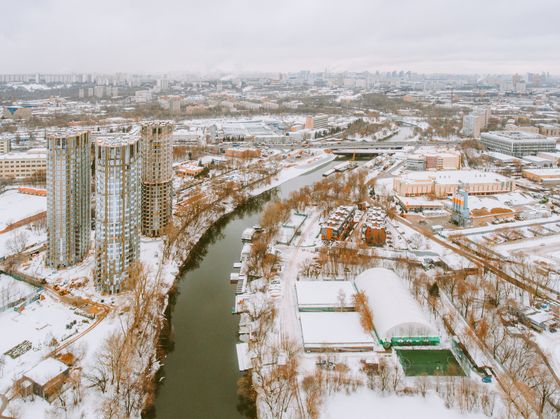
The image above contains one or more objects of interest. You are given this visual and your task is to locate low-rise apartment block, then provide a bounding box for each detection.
[538,123,560,137]
[305,114,329,130]
[362,207,386,246]
[0,137,11,154]
[0,151,46,179]
[320,205,357,241]
[406,151,460,171]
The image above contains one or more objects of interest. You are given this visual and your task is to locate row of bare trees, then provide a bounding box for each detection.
[429,263,560,417]
[302,357,362,419]
[84,262,163,417]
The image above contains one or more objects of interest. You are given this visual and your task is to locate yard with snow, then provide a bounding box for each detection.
[321,389,488,419]
[0,190,46,231]
[0,291,89,394]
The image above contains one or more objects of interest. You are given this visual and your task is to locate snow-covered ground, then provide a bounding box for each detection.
[388,218,472,270]
[0,190,46,230]
[535,332,560,378]
[321,388,488,419]
[443,216,560,238]
[0,290,89,395]
[0,226,46,259]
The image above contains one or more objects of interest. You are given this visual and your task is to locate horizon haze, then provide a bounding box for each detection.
[1,0,559,75]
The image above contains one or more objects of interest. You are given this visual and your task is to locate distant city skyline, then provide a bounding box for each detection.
[1,0,559,74]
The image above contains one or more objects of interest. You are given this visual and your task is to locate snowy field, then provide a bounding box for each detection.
[321,388,487,419]
[0,190,46,230]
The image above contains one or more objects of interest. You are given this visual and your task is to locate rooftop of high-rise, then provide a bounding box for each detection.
[94,133,139,147]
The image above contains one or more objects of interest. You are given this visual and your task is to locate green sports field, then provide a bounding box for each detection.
[396,349,465,376]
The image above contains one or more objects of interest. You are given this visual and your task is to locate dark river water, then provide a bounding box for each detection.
[150,159,340,418]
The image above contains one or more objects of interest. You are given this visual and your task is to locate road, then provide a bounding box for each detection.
[44,284,110,356]
[278,210,322,346]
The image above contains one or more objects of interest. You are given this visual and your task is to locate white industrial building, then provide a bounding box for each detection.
[299,312,376,352]
[295,281,356,311]
[480,131,557,157]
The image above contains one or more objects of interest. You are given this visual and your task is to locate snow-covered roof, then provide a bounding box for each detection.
[482,131,549,142]
[24,358,68,386]
[94,133,138,147]
[523,168,560,177]
[486,151,520,162]
[491,191,536,206]
[0,152,46,160]
[399,170,510,185]
[354,268,437,341]
[454,196,512,212]
[299,312,375,348]
[396,196,444,208]
[522,155,551,163]
[296,281,356,309]
[236,343,251,371]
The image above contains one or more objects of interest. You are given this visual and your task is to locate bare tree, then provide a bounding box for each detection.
[6,229,29,254]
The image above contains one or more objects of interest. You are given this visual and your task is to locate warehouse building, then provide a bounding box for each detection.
[536,151,560,166]
[295,281,356,311]
[522,168,560,185]
[299,312,376,352]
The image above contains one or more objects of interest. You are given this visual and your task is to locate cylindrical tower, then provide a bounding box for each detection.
[94,135,141,294]
[46,130,91,268]
[140,121,173,237]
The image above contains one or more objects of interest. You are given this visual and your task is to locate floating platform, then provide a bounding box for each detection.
[241,227,256,243]
[235,275,247,294]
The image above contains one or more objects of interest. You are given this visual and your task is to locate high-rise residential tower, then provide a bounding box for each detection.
[140,122,173,237]
[94,134,141,293]
[46,131,91,268]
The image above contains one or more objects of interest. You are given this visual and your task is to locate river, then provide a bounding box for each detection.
[150,159,341,418]
[386,126,414,142]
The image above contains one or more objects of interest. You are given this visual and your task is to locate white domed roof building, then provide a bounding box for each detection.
[354,268,439,348]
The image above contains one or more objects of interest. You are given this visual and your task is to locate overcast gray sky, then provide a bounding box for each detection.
[1,0,559,74]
